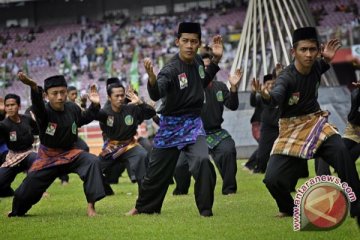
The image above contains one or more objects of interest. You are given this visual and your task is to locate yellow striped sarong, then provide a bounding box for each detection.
[343,122,360,143]
[271,111,338,159]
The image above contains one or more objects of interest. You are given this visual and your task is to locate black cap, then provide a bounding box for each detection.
[292,27,319,45]
[263,74,273,83]
[106,77,120,88]
[44,75,67,92]
[178,22,201,40]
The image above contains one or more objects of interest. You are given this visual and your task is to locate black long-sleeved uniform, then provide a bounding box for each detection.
[348,88,360,126]
[250,92,263,123]
[201,81,238,131]
[96,103,156,141]
[30,87,99,148]
[0,115,37,151]
[148,54,220,116]
[268,59,329,117]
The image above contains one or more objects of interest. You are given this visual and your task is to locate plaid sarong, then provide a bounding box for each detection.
[29,145,83,172]
[206,129,230,149]
[100,138,138,159]
[1,148,33,168]
[271,111,338,159]
[343,122,360,143]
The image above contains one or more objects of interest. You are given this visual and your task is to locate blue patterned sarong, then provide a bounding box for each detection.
[153,114,205,149]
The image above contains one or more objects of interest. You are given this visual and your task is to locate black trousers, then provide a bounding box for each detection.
[174,136,237,195]
[59,137,90,182]
[0,152,37,197]
[10,151,105,216]
[263,134,360,216]
[245,149,258,170]
[135,136,216,216]
[100,145,148,191]
[315,138,360,175]
[256,127,278,172]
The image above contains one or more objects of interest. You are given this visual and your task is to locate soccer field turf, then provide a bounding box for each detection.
[0,160,358,240]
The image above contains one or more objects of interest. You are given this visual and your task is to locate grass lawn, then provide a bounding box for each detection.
[0,159,358,240]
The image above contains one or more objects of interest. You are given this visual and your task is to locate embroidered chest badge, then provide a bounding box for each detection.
[216,91,224,102]
[72,122,77,135]
[9,131,17,141]
[45,122,57,136]
[288,92,300,106]
[178,72,188,89]
[107,116,114,127]
[199,65,205,79]
[125,115,134,126]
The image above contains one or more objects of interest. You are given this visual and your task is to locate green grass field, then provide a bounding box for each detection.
[0,160,358,240]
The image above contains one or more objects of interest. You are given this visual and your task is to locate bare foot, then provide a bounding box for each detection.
[42,192,50,198]
[125,208,138,216]
[275,212,291,218]
[87,203,97,217]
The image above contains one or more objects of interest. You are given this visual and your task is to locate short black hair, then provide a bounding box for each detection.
[4,93,21,106]
[107,83,125,97]
[67,86,77,92]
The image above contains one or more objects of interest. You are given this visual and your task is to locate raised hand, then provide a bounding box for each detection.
[210,35,223,64]
[251,78,261,93]
[275,63,284,78]
[17,72,37,89]
[126,86,142,105]
[229,68,243,92]
[87,84,100,105]
[144,58,157,86]
[321,39,341,62]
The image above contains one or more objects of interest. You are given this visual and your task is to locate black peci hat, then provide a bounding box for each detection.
[178,22,201,40]
[292,27,319,45]
[44,75,67,92]
[263,74,273,83]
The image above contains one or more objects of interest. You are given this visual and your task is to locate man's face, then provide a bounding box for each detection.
[264,80,275,92]
[292,40,319,70]
[67,90,77,102]
[5,98,19,117]
[109,87,126,110]
[46,86,67,111]
[176,33,201,63]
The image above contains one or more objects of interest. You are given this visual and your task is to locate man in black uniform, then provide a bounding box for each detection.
[0,94,38,197]
[8,72,105,217]
[257,27,360,224]
[173,52,242,195]
[0,97,8,165]
[96,83,155,195]
[127,22,223,217]
[250,74,279,174]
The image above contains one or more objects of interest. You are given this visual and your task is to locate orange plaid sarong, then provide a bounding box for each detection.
[100,138,138,159]
[29,145,83,172]
[1,148,33,168]
[343,122,360,143]
[271,111,338,159]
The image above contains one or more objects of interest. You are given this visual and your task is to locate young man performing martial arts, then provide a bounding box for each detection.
[256,27,360,224]
[127,22,223,217]
[8,73,105,217]
[96,83,155,195]
[0,94,38,197]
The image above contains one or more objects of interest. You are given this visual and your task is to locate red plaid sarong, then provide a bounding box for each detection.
[1,148,33,168]
[29,145,83,172]
[100,138,138,159]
